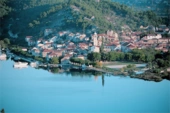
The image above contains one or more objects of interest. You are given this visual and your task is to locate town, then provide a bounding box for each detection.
[24,24,170,65]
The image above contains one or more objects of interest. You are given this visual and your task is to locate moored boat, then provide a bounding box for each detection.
[30,62,37,67]
[0,54,7,60]
[13,62,28,68]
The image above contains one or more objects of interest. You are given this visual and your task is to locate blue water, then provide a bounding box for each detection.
[0,60,170,113]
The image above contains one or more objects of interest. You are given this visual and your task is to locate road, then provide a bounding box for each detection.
[106,64,147,69]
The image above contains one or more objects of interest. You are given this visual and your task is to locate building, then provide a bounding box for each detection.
[41,49,53,57]
[44,29,53,37]
[104,43,121,52]
[77,55,85,60]
[44,29,53,36]
[25,36,33,42]
[143,34,162,40]
[90,46,100,53]
[92,32,98,46]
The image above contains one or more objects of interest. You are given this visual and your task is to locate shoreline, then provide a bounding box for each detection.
[2,51,170,82]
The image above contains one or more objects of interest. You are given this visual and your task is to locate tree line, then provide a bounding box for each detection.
[87,49,170,69]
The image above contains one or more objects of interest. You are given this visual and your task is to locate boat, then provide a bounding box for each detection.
[13,62,28,68]
[0,46,7,60]
[0,54,7,60]
[30,62,37,67]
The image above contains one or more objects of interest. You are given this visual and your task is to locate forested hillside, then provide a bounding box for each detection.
[0,0,12,18]
[0,0,166,41]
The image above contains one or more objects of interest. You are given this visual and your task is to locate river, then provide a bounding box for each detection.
[0,60,170,113]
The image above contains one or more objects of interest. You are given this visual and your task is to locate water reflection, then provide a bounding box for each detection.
[49,67,106,86]
[1,60,170,113]
[102,75,105,86]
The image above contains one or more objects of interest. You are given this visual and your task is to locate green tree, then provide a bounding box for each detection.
[101,52,107,61]
[50,57,59,64]
[4,38,10,45]
[29,23,34,28]
[0,40,6,48]
[43,12,47,18]
[87,52,101,61]
[0,0,12,18]
[107,52,117,61]
[33,20,40,25]
[34,56,44,62]
[125,53,132,61]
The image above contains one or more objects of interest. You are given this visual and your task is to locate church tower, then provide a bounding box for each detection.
[93,32,98,46]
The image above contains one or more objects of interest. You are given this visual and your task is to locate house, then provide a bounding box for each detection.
[130,32,141,41]
[61,57,70,64]
[68,42,75,45]
[54,44,64,48]
[44,29,53,36]
[79,34,86,40]
[58,32,64,37]
[97,34,108,42]
[106,36,116,42]
[167,68,170,73]
[76,32,81,36]
[107,30,114,36]
[68,33,75,38]
[104,42,121,52]
[120,35,131,41]
[21,48,27,52]
[28,40,36,46]
[37,43,45,49]
[54,50,63,57]
[77,55,85,60]
[25,36,33,42]
[126,44,137,51]
[84,37,90,41]
[106,30,118,40]
[44,42,53,48]
[61,54,73,65]
[31,48,41,56]
[47,50,62,59]
[162,48,168,52]
[158,38,169,43]
[64,54,73,59]
[36,38,43,45]
[121,42,135,52]
[90,46,100,53]
[58,31,68,37]
[41,49,53,57]
[143,34,162,40]
[79,43,88,49]
[49,36,57,42]
[25,36,36,46]
[57,48,66,54]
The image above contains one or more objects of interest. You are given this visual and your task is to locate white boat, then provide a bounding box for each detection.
[14,62,28,68]
[0,54,7,60]
[30,62,37,67]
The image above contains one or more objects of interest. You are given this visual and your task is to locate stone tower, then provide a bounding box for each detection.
[93,32,98,46]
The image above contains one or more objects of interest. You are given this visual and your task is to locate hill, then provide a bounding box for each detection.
[0,0,165,44]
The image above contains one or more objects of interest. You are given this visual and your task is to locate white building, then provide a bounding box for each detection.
[143,34,162,40]
[92,32,98,46]
[44,29,53,37]
[90,46,100,53]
